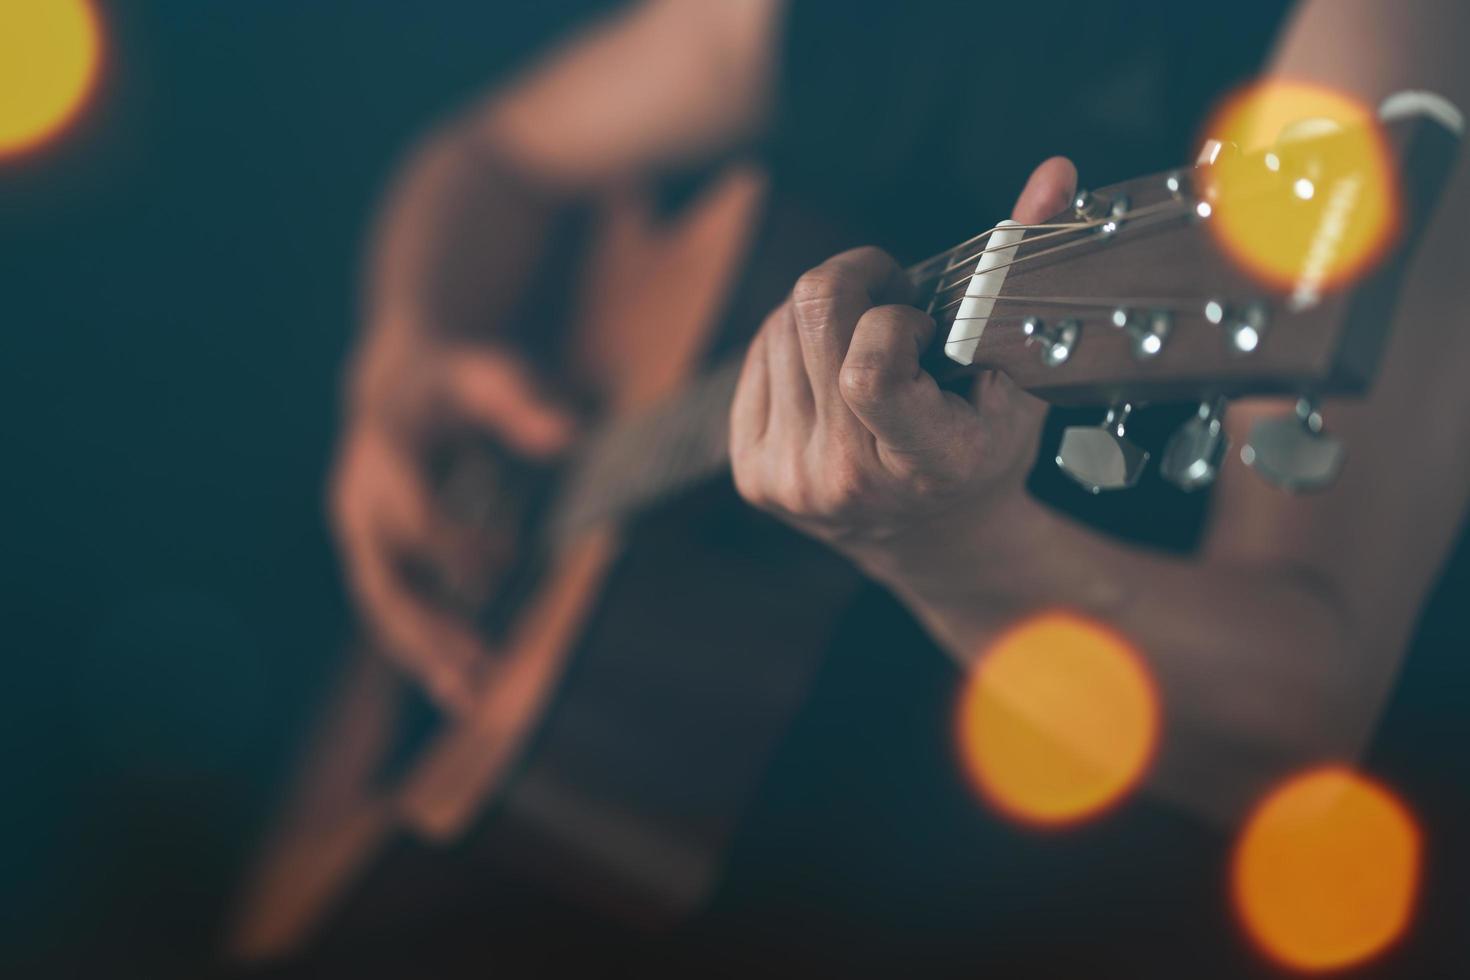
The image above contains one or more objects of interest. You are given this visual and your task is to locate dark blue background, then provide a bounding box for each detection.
[4,3,1468,977]
[1,4,610,974]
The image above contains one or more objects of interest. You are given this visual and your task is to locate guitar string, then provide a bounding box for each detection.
[905,220,1095,275]
[927,197,1191,291]
[909,193,1194,292]
[923,221,1111,290]
[923,168,1311,303]
[926,208,1195,320]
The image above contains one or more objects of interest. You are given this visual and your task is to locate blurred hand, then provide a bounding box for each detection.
[729,157,1076,574]
[331,321,574,714]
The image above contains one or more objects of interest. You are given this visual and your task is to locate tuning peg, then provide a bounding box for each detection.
[1241,397,1345,492]
[1022,317,1080,367]
[1111,308,1172,360]
[1072,188,1111,220]
[1204,299,1269,355]
[1161,397,1229,491]
[1056,402,1150,494]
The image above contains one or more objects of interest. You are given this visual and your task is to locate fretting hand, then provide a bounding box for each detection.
[729,157,1076,577]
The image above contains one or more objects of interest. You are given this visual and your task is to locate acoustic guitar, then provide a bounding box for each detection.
[229,94,1461,959]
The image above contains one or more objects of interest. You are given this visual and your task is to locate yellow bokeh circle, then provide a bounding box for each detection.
[0,0,103,157]
[1233,766,1420,973]
[1198,80,1399,295]
[956,611,1159,827]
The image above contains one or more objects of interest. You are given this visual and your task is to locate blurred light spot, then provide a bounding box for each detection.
[1234,767,1420,973]
[1195,200,1213,219]
[1197,80,1399,295]
[956,611,1159,827]
[1204,300,1225,324]
[1234,324,1260,352]
[1140,332,1163,355]
[0,0,102,158]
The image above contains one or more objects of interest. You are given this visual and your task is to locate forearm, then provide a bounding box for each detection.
[362,0,783,347]
[863,493,1366,821]
[365,122,568,343]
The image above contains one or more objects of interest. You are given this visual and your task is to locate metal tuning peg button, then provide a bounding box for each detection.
[1057,402,1150,494]
[1098,195,1130,237]
[1161,397,1229,491]
[1111,308,1172,360]
[1022,317,1080,367]
[1241,397,1345,492]
[1072,188,1110,220]
[1204,300,1269,355]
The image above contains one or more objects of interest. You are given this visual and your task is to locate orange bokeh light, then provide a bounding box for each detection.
[956,611,1159,827]
[0,0,103,158]
[1197,79,1400,297]
[1233,766,1421,973]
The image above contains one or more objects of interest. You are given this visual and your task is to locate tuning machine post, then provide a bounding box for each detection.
[1161,397,1230,491]
[1204,299,1269,355]
[1022,317,1080,367]
[1111,308,1172,360]
[1056,402,1150,494]
[1072,188,1110,220]
[1241,397,1345,492]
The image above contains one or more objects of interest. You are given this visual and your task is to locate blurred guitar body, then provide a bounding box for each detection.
[230,163,868,959]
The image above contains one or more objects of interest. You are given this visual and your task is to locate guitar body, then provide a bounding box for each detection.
[231,164,869,958]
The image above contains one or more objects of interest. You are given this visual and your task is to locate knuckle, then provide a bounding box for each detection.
[848,245,895,275]
[855,304,928,355]
[792,266,844,306]
[730,457,767,507]
[768,452,813,515]
[790,267,846,325]
[859,303,911,334]
[814,458,870,518]
[838,360,892,406]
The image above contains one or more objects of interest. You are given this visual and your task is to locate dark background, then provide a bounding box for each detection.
[5,2,1469,978]
[2,3,611,975]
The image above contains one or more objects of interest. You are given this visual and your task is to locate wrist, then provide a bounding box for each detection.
[855,487,1051,613]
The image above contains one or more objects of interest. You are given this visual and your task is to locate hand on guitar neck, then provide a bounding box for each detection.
[730,157,1078,571]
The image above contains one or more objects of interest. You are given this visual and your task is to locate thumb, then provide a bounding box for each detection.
[1011,156,1078,224]
[441,348,576,457]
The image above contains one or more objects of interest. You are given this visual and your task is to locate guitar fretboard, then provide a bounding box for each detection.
[541,256,957,549]
[544,357,745,550]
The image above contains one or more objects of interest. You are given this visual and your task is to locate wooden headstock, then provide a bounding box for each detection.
[921,97,1461,408]
[914,93,1462,492]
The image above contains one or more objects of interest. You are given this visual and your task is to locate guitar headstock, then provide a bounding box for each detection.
[918,91,1462,493]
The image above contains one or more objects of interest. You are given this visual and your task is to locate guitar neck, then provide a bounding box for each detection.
[544,357,744,550]
[543,257,955,549]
